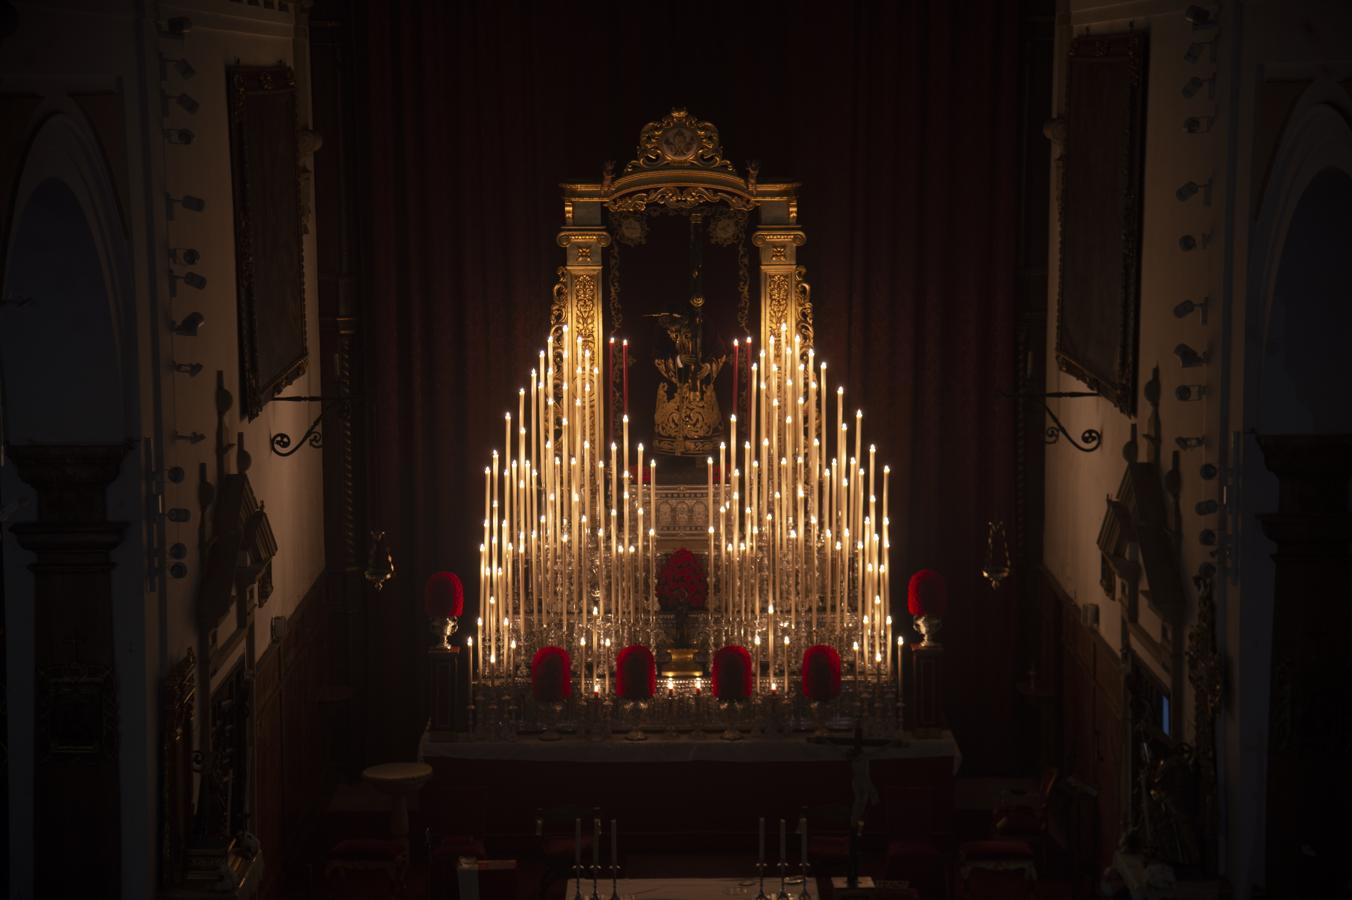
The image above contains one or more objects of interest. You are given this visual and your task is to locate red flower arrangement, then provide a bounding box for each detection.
[531,646,572,703]
[615,644,656,701]
[907,569,948,617]
[657,548,708,611]
[712,645,753,701]
[801,644,842,702]
[423,571,465,619]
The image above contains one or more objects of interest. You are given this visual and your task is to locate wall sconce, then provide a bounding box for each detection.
[981,520,1011,589]
[1183,116,1215,134]
[1175,179,1212,204]
[169,247,200,265]
[1181,75,1216,100]
[167,193,205,213]
[1173,296,1210,320]
[164,128,195,145]
[171,312,205,336]
[162,56,196,80]
[365,530,396,591]
[1199,463,1218,480]
[1195,499,1219,515]
[1176,435,1206,450]
[159,16,191,38]
[172,361,203,377]
[1175,384,1207,401]
[1178,233,1211,252]
[1174,343,1210,368]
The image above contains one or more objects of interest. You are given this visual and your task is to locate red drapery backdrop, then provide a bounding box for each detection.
[358,0,1019,771]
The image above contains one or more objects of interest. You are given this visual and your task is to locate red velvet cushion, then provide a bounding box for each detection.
[808,834,850,861]
[424,571,465,619]
[429,835,487,860]
[907,569,947,617]
[802,644,842,701]
[531,646,572,702]
[329,838,406,861]
[616,645,655,700]
[960,840,1034,861]
[541,834,592,858]
[885,839,942,861]
[962,867,1035,899]
[994,807,1043,835]
[712,645,753,700]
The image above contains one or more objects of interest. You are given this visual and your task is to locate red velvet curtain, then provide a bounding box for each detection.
[359,1,1019,771]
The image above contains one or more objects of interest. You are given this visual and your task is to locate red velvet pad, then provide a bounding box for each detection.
[712,645,753,700]
[615,644,655,700]
[907,568,947,617]
[424,571,465,619]
[801,644,842,701]
[329,838,406,861]
[531,646,572,702]
[960,839,1034,860]
[428,835,487,860]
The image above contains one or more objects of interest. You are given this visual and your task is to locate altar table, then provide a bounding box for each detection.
[418,732,960,846]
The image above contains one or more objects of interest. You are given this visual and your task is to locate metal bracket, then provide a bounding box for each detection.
[268,395,355,457]
[1003,389,1103,453]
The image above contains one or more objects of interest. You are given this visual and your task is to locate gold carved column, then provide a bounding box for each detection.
[752,222,811,353]
[554,225,610,450]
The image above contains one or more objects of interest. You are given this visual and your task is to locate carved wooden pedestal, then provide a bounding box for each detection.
[428,644,468,739]
[910,644,945,733]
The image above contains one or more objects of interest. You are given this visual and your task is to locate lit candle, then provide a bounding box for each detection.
[732,339,740,417]
[622,339,629,417]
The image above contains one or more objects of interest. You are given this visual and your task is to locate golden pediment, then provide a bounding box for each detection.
[624,108,736,175]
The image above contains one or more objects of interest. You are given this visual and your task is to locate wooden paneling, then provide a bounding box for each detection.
[253,572,345,898]
[1042,567,1124,869]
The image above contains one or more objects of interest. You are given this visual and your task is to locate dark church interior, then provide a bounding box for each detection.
[2,1,1351,898]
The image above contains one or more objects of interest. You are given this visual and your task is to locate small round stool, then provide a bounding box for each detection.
[363,762,434,850]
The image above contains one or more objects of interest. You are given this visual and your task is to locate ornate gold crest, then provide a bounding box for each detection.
[625,108,736,175]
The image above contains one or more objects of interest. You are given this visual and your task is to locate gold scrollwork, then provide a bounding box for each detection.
[625,108,736,175]
[752,232,807,247]
[574,273,598,349]
[795,265,814,350]
[607,185,753,214]
[766,272,792,333]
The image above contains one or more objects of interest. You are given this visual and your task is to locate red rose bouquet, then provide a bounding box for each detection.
[657,548,708,611]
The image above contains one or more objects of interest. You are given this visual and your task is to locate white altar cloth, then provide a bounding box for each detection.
[419,731,961,774]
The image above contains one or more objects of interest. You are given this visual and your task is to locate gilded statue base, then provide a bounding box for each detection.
[659,647,706,678]
[654,435,721,456]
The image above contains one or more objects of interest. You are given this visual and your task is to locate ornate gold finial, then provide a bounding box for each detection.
[625,108,736,175]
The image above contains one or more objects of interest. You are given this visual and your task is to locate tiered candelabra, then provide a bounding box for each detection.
[470,321,897,700]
